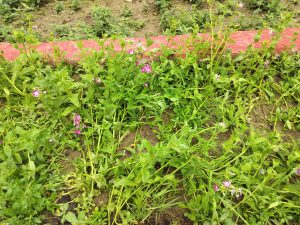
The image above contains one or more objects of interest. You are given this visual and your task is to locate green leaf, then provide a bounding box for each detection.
[65,212,78,224]
[69,94,80,107]
[4,87,10,96]
[62,106,76,116]
[268,202,281,209]
[28,161,36,172]
[285,120,292,130]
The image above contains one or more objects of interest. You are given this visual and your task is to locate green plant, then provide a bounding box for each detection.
[1,21,300,225]
[121,6,133,18]
[71,0,81,11]
[160,7,210,34]
[90,6,143,38]
[55,1,64,14]
[0,0,45,21]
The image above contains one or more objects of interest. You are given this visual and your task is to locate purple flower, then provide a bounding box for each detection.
[296,168,300,176]
[32,89,40,97]
[141,64,152,73]
[213,184,219,192]
[73,114,81,128]
[74,129,81,135]
[222,180,231,188]
[128,49,134,54]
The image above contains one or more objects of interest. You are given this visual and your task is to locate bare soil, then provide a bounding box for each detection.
[20,0,162,39]
[249,102,300,141]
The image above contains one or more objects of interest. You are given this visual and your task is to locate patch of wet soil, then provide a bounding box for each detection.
[143,207,192,225]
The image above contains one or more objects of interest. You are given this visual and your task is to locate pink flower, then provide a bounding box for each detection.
[32,89,40,97]
[73,114,81,128]
[74,129,81,135]
[94,78,101,84]
[296,168,300,175]
[141,64,152,73]
[128,49,134,54]
[222,180,231,188]
[213,184,219,192]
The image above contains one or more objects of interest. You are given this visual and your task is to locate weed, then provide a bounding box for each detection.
[0,37,299,224]
[71,0,81,11]
[160,7,210,34]
[121,6,133,18]
[90,6,143,38]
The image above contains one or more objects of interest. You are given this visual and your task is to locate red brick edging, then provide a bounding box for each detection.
[0,28,299,63]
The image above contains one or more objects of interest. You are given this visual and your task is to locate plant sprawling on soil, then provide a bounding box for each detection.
[0,36,300,224]
[1,0,300,224]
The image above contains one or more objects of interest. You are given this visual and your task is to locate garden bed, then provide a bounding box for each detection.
[0,0,300,225]
[1,36,300,224]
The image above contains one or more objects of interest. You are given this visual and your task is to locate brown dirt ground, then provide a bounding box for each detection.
[59,149,82,173]
[143,207,192,225]
[249,102,300,141]
[19,0,162,39]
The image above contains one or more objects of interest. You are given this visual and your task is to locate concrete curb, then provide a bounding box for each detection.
[0,28,299,63]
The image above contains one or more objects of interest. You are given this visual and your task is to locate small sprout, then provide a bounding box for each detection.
[32,89,41,97]
[259,168,265,175]
[222,180,231,188]
[229,171,235,176]
[213,184,219,192]
[141,64,152,73]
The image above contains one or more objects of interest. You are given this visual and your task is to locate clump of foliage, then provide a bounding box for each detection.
[0,36,299,224]
[246,0,283,12]
[160,7,210,34]
[0,0,46,21]
[70,0,81,11]
[91,6,143,38]
[55,1,64,14]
